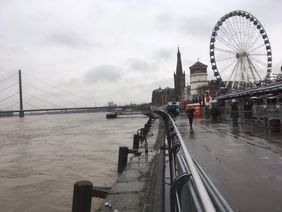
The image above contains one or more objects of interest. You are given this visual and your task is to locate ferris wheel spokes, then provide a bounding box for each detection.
[247,58,263,82]
[210,10,272,91]
[217,56,236,62]
[219,26,239,49]
[248,57,265,77]
[226,17,241,44]
[215,47,236,54]
[231,62,240,90]
[234,16,245,49]
[216,34,239,52]
[246,32,261,51]
[221,60,238,74]
[249,56,267,67]
[249,53,267,56]
[246,59,257,82]
[226,60,240,89]
[249,43,266,53]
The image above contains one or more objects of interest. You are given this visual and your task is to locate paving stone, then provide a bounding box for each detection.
[99,192,144,211]
[110,181,145,193]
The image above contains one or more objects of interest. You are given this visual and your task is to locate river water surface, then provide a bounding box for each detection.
[0,112,147,211]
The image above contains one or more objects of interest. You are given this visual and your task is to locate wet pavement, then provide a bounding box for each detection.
[175,114,282,212]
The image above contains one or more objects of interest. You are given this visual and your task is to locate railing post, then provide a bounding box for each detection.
[117,146,128,173]
[72,181,93,212]
[133,134,139,149]
[170,173,191,212]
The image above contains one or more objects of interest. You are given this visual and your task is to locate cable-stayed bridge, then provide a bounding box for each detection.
[0,70,139,117]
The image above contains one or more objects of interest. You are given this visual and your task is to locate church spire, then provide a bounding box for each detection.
[176,47,183,75]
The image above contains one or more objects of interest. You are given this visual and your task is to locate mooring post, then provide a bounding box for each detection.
[117,146,128,173]
[133,134,140,150]
[141,128,145,136]
[145,123,149,130]
[18,70,24,118]
[147,118,152,126]
[72,180,93,212]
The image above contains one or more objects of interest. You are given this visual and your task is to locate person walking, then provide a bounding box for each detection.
[186,106,195,130]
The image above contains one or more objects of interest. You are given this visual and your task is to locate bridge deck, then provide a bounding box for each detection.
[176,114,282,212]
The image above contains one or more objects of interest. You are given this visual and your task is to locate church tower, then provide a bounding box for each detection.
[174,47,186,101]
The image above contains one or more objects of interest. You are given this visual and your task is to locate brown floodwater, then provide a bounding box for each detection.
[0,112,147,212]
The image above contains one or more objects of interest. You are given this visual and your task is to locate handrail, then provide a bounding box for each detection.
[160,110,216,212]
[169,113,216,212]
[194,160,233,212]
[155,110,232,212]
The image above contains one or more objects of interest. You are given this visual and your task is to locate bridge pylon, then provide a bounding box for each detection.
[18,70,24,118]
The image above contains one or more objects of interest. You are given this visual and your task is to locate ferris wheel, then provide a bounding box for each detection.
[210,10,272,91]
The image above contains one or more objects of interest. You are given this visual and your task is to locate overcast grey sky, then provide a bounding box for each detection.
[0,0,281,107]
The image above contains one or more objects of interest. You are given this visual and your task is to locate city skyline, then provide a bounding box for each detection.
[1,0,281,107]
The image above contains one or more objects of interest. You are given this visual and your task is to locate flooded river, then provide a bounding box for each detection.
[0,112,147,212]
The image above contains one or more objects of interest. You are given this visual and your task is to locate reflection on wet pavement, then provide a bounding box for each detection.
[176,114,282,212]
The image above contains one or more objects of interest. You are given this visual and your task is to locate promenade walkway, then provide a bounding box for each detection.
[175,114,282,212]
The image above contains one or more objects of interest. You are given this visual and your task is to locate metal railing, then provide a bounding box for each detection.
[155,110,233,212]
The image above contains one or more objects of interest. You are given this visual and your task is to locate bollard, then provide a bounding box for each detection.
[72,181,93,212]
[144,123,149,130]
[117,146,128,173]
[145,138,148,155]
[143,127,149,135]
[137,128,145,142]
[133,134,140,150]
[141,128,144,136]
[145,123,151,130]
[141,127,148,135]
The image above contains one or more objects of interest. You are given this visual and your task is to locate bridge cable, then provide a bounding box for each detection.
[0,92,18,104]
[22,82,79,107]
[22,73,97,105]
[23,91,60,108]
[23,101,41,110]
[1,101,19,111]
[0,73,18,84]
[0,82,18,94]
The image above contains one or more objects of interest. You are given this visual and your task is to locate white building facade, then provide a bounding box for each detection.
[189,61,209,101]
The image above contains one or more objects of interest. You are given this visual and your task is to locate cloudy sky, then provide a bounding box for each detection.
[0,0,281,108]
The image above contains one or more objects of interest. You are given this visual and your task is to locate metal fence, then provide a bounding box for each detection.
[156,110,233,212]
[218,105,282,130]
